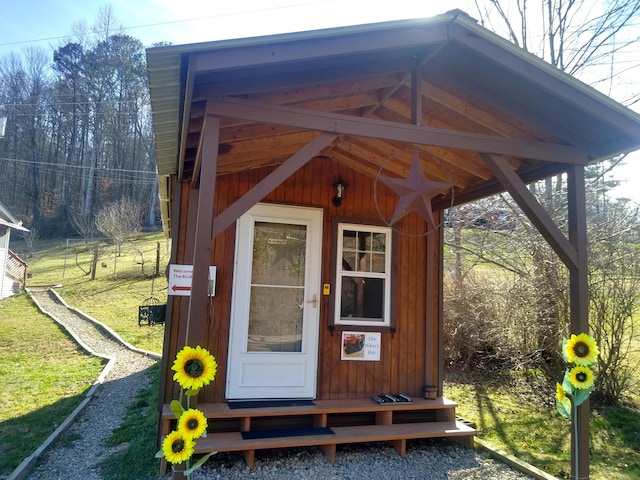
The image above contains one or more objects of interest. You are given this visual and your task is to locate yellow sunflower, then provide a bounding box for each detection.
[564,333,599,366]
[556,382,567,402]
[568,365,595,390]
[178,408,208,439]
[172,345,218,391]
[162,430,195,464]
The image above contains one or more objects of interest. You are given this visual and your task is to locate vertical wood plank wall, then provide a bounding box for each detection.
[165,157,441,403]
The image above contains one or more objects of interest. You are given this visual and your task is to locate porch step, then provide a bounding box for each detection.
[192,421,475,468]
[160,397,476,474]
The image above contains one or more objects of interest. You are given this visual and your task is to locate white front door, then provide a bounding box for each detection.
[226,203,323,399]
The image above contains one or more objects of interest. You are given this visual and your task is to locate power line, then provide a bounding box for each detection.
[0,155,158,177]
[0,1,330,49]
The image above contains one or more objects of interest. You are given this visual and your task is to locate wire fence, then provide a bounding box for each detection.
[62,237,171,280]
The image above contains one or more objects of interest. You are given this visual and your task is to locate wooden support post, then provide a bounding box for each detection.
[567,164,590,480]
[389,439,407,457]
[185,114,220,345]
[319,444,336,463]
[240,416,251,432]
[243,450,255,470]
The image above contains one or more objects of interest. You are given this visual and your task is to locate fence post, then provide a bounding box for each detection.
[155,241,160,277]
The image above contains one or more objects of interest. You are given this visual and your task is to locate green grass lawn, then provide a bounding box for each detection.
[445,369,640,480]
[24,232,168,353]
[0,293,106,476]
[0,232,168,477]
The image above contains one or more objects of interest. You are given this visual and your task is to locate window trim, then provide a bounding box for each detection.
[329,220,396,330]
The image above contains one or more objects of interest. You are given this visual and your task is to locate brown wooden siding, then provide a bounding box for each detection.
[164,157,441,403]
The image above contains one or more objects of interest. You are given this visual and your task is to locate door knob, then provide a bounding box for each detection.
[306,293,318,308]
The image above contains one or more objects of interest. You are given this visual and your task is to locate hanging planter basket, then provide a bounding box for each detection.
[138,296,166,326]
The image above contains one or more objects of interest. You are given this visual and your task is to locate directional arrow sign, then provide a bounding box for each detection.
[168,264,193,296]
[172,285,191,292]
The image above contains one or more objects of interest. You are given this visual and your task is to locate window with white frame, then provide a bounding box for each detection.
[334,223,392,327]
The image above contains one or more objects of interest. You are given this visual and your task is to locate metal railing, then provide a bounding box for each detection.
[6,248,28,289]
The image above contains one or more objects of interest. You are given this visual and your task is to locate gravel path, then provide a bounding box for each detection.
[22,287,537,480]
[25,287,158,480]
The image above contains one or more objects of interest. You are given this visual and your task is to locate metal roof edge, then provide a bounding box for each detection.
[450,12,640,136]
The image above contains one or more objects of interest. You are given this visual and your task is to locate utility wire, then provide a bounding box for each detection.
[0,0,330,49]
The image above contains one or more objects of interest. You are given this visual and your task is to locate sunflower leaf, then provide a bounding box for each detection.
[155,448,165,459]
[561,338,570,363]
[171,400,184,419]
[573,387,594,407]
[556,397,572,419]
[185,387,200,397]
[184,451,218,475]
[562,369,573,394]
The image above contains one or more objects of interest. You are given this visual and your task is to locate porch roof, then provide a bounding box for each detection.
[146,9,640,237]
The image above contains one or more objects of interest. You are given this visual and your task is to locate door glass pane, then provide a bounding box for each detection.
[247,222,306,352]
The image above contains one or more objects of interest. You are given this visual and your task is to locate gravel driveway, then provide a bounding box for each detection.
[20,287,537,480]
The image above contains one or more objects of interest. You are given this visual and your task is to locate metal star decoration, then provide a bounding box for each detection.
[379,152,453,230]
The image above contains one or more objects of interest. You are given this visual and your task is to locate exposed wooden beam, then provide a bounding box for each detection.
[480,153,579,270]
[207,96,587,164]
[251,74,402,106]
[212,132,338,237]
[193,58,417,100]
[186,114,220,345]
[191,24,449,73]
[449,22,640,143]
[411,67,422,125]
[420,79,553,142]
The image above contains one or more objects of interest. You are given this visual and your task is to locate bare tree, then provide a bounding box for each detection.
[471,0,640,104]
[94,198,141,256]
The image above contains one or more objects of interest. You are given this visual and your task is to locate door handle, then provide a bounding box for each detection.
[306,293,318,308]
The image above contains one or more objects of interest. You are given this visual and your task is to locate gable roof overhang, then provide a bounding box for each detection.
[0,201,28,232]
[146,10,640,238]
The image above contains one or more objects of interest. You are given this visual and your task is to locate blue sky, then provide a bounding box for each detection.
[1,0,639,202]
[0,1,462,55]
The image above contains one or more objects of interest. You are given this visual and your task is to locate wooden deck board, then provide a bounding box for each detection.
[162,397,459,421]
[160,398,475,474]
[192,421,475,453]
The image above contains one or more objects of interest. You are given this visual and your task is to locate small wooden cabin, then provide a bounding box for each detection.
[146,10,640,477]
[0,201,28,299]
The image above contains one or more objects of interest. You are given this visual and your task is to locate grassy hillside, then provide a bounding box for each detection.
[1,232,168,476]
[23,232,169,353]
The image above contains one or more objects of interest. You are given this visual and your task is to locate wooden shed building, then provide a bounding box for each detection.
[146,10,640,478]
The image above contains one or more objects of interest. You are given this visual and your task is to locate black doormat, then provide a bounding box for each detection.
[241,426,334,440]
[228,399,315,409]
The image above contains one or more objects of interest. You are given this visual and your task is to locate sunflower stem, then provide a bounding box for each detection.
[573,397,579,480]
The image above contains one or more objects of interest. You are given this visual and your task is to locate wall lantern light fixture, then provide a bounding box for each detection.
[332,177,347,207]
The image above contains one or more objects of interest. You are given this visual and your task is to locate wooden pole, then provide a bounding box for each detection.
[186,114,220,346]
[567,164,590,480]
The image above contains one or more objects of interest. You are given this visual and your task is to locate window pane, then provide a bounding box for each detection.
[370,253,386,273]
[371,232,386,252]
[340,276,385,321]
[342,251,357,272]
[247,286,303,352]
[343,230,357,251]
[252,222,306,286]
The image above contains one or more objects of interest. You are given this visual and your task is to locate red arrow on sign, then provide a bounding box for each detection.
[172,285,191,292]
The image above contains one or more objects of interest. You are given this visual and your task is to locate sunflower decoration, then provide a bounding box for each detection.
[162,430,196,465]
[556,382,571,419]
[556,332,599,420]
[568,365,595,390]
[172,345,218,393]
[178,408,208,439]
[157,345,219,478]
[563,333,599,366]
